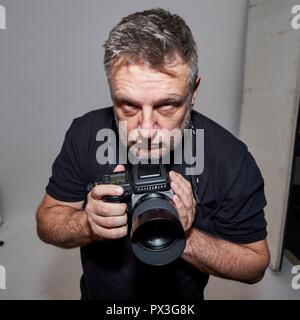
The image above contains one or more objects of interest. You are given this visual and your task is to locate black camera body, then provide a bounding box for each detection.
[99,163,186,266]
[103,163,172,205]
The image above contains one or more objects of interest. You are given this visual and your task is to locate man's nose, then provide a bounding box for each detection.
[139,107,157,139]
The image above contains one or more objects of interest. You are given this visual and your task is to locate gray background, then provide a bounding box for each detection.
[0,0,249,298]
[0,0,247,221]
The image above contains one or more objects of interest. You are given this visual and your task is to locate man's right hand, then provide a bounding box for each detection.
[85,165,128,240]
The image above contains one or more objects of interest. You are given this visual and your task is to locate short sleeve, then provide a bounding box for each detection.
[46,119,87,202]
[212,151,267,244]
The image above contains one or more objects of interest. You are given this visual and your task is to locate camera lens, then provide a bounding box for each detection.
[131,193,186,266]
[137,219,175,251]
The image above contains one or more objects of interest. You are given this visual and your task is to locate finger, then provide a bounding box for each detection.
[90,184,123,200]
[113,164,126,173]
[173,194,185,213]
[174,172,192,193]
[173,194,189,229]
[93,201,127,217]
[171,180,193,208]
[90,213,127,228]
[169,171,192,195]
[92,224,128,240]
[170,172,194,206]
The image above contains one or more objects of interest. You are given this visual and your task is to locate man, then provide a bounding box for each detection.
[36,8,270,300]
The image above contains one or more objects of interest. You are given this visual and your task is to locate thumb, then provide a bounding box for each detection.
[113,164,126,173]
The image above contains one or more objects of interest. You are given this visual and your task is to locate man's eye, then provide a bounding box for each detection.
[123,104,137,112]
[157,105,177,112]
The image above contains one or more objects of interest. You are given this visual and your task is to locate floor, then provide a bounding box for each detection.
[205,254,300,300]
[0,215,299,300]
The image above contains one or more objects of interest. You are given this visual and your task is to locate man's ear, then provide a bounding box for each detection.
[191,76,201,107]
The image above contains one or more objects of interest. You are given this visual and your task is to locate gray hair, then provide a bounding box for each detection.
[103,8,198,91]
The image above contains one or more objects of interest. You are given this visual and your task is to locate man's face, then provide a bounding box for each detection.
[110,54,198,161]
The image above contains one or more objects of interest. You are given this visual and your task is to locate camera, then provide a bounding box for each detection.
[97,163,186,266]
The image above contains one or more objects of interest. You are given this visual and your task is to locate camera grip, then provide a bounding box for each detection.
[103,195,123,203]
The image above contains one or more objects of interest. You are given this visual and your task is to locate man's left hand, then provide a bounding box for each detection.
[169,171,197,232]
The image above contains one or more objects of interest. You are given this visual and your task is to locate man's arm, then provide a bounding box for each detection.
[36,194,94,248]
[37,174,128,249]
[169,170,270,284]
[181,228,270,284]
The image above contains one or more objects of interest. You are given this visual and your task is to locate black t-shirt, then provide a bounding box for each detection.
[46,107,267,300]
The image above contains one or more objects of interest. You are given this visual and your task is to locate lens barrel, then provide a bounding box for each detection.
[130,193,186,266]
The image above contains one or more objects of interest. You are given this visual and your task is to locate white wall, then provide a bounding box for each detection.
[239,0,300,270]
[0,0,248,299]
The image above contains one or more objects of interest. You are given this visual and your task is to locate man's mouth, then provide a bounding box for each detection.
[136,140,162,150]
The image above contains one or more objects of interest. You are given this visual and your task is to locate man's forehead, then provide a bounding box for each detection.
[114,91,184,100]
[110,55,189,84]
[109,58,190,101]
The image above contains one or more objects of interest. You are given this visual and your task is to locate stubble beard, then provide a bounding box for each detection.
[115,106,192,163]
